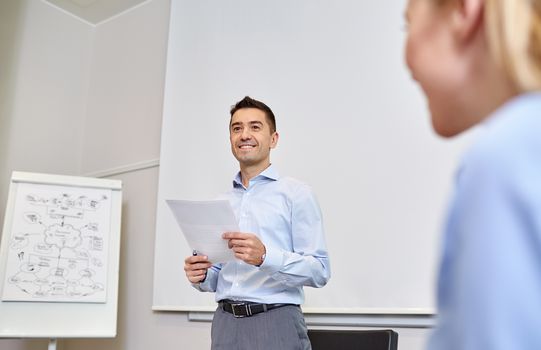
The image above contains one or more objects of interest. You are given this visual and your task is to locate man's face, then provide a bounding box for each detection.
[229,108,278,169]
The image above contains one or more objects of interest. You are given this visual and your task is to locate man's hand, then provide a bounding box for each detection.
[223,232,266,266]
[184,255,212,283]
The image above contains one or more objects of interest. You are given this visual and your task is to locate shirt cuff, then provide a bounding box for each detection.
[192,267,218,292]
[258,246,283,275]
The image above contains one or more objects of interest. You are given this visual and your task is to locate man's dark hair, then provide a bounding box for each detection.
[230,96,277,133]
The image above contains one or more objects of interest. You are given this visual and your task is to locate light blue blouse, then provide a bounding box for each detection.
[196,165,330,305]
[428,93,541,349]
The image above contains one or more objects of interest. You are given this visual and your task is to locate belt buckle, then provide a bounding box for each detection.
[231,303,251,318]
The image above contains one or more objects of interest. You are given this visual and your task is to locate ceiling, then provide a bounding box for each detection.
[44,0,149,25]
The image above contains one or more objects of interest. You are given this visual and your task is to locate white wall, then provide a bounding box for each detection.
[0,0,93,349]
[0,0,430,349]
[79,0,166,174]
[0,0,25,221]
[0,0,92,220]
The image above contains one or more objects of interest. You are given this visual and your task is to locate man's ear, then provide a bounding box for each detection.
[270,132,279,149]
[451,0,484,44]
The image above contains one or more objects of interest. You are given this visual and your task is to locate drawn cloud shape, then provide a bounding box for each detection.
[44,224,82,248]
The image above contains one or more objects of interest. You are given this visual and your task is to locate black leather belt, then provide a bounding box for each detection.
[219,300,292,318]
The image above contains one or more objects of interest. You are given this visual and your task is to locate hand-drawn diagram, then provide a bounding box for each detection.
[2,182,112,303]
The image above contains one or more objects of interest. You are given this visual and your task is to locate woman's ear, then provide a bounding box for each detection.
[450,0,485,44]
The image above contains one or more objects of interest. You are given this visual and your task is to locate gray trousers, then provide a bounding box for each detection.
[211,304,311,350]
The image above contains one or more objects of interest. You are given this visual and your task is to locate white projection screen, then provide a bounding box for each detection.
[152,0,472,314]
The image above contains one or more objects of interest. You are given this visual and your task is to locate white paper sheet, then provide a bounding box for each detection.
[166,199,238,264]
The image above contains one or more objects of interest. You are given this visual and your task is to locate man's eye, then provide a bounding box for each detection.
[232,127,241,132]
[251,126,260,131]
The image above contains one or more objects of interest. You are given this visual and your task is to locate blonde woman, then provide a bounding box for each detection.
[405,0,541,349]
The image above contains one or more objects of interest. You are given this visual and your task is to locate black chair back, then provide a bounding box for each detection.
[308,329,398,350]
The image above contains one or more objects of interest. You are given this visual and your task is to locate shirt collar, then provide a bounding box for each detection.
[484,92,541,127]
[232,164,280,188]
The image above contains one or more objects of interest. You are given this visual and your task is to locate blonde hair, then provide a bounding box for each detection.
[485,0,541,90]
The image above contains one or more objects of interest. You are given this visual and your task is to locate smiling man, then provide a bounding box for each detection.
[183,96,331,350]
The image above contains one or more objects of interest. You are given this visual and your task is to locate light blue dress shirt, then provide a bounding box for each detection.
[428,93,541,349]
[195,165,330,305]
